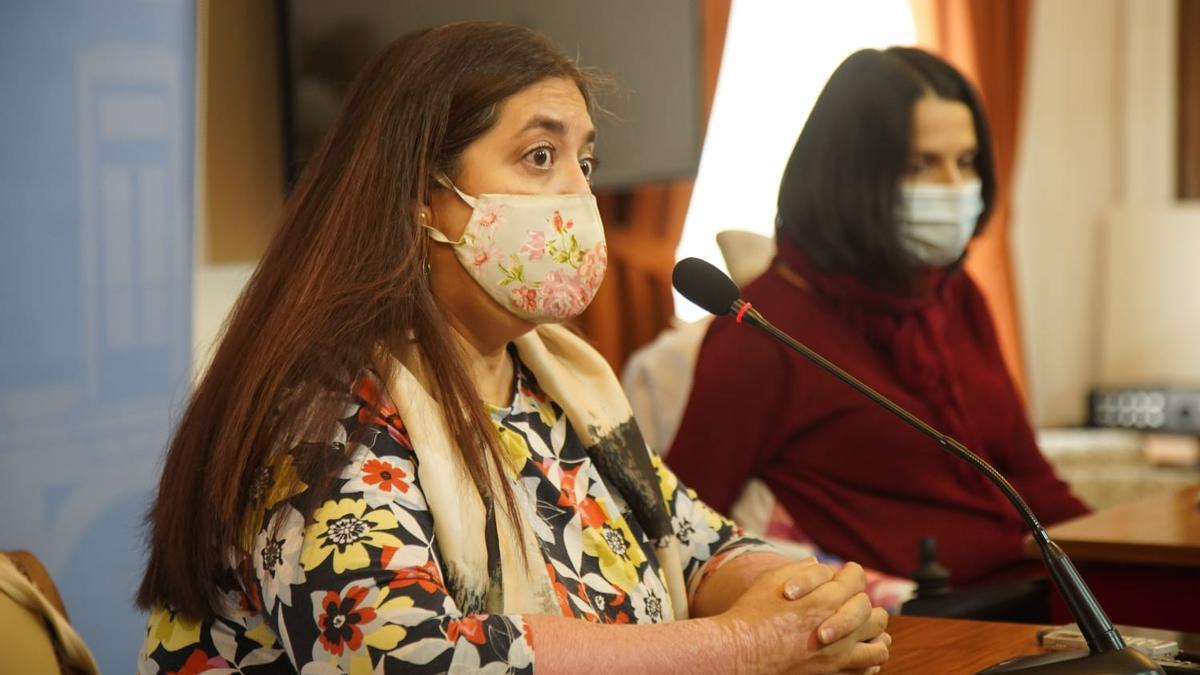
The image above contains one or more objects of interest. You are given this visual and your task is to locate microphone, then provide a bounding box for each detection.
[672,257,1163,675]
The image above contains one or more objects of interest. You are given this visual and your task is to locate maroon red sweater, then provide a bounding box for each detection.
[667,239,1089,587]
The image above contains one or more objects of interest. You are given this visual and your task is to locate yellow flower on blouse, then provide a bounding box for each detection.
[650,453,678,505]
[245,620,278,649]
[532,395,557,428]
[241,451,309,550]
[494,424,532,478]
[142,605,202,655]
[363,588,413,651]
[264,452,307,509]
[300,498,402,573]
[580,502,649,593]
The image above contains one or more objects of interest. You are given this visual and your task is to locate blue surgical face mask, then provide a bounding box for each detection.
[896,179,984,267]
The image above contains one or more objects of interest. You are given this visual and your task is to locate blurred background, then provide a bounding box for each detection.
[0,0,1197,670]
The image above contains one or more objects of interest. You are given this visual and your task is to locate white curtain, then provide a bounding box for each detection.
[675,0,917,320]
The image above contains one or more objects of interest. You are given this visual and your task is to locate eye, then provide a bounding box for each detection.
[580,156,598,182]
[524,145,555,171]
[958,152,978,169]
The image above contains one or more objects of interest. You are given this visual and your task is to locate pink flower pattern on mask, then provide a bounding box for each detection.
[539,270,591,320]
[477,210,501,232]
[552,211,573,234]
[520,231,546,261]
[578,242,608,291]
[510,286,539,313]
[469,241,501,276]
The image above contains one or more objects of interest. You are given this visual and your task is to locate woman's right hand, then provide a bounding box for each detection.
[714,561,890,674]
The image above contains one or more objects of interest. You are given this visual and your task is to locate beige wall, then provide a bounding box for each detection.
[193,262,256,379]
[1013,0,1198,426]
[1099,204,1200,386]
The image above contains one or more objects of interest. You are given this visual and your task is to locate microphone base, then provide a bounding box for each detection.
[978,647,1164,674]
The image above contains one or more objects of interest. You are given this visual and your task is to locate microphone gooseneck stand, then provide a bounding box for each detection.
[731,300,1159,674]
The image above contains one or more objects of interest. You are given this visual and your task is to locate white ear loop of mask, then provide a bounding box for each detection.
[420,175,478,246]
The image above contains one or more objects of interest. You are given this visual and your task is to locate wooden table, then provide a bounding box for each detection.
[884,615,1046,673]
[1023,484,1200,632]
[1026,485,1200,567]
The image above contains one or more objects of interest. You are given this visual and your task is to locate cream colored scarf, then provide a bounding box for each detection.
[385,324,689,621]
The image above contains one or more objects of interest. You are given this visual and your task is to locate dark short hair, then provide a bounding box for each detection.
[775,47,996,292]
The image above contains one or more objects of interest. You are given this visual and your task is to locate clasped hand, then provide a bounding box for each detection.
[717,559,891,674]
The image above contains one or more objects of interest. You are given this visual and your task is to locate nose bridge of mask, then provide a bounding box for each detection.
[428,173,604,242]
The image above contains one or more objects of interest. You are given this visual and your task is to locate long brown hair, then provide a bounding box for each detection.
[138,22,600,619]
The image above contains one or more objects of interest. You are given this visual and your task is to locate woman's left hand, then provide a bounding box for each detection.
[782,562,873,646]
[776,559,891,674]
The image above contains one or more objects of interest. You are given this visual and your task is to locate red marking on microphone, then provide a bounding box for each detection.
[736,302,752,324]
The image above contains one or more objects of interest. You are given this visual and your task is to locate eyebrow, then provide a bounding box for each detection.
[519,114,597,143]
[915,147,978,158]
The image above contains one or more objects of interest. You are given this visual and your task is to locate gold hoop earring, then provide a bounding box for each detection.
[418,211,432,281]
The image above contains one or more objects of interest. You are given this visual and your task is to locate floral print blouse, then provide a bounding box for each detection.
[138,356,770,674]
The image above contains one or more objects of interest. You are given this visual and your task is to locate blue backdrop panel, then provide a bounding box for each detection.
[0,2,194,670]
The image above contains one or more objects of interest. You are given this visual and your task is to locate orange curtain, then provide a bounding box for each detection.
[910,0,1030,399]
[576,0,732,372]
[1182,0,1200,199]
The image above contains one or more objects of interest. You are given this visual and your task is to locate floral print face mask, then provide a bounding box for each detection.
[424,178,608,323]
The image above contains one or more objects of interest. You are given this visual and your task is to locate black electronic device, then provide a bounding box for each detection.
[1088,387,1200,434]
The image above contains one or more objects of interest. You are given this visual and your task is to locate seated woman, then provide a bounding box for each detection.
[135,23,889,674]
[668,47,1089,592]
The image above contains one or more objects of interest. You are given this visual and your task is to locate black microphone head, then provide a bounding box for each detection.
[672,257,741,316]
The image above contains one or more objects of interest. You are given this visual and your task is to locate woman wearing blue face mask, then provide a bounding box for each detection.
[668,48,1090,596]
[135,23,890,675]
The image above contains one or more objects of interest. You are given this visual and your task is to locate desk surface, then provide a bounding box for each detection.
[885,615,1045,673]
[1025,484,1200,567]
